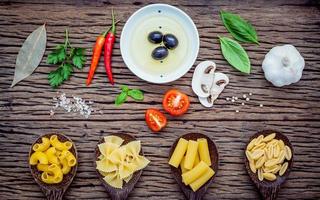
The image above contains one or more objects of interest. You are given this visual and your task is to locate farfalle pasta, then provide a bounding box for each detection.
[96,135,150,189]
[29,134,77,184]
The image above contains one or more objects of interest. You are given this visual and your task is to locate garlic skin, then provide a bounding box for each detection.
[262,44,305,87]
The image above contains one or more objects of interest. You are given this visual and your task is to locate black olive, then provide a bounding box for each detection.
[151,46,168,60]
[148,31,163,44]
[163,34,178,49]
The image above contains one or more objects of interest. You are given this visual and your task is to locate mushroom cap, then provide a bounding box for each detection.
[198,72,229,108]
[192,61,216,98]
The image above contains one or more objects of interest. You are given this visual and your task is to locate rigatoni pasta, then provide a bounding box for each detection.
[245,133,292,182]
[182,161,208,185]
[168,138,188,168]
[197,138,211,166]
[184,140,198,170]
[169,137,215,192]
[29,134,76,184]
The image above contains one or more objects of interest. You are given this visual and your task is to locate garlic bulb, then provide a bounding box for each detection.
[262,44,305,87]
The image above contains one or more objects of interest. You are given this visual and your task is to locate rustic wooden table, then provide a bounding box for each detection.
[0,0,319,199]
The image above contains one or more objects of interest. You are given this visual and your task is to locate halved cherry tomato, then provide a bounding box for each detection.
[145,108,167,132]
[163,89,190,116]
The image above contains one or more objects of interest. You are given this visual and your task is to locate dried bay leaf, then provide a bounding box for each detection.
[11,24,46,87]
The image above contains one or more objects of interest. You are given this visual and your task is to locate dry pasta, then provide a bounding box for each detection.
[29,152,48,165]
[169,137,215,192]
[29,134,76,184]
[245,133,292,182]
[50,135,72,151]
[45,147,59,165]
[32,137,50,152]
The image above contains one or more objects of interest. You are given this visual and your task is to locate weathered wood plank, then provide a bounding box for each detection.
[0,0,319,200]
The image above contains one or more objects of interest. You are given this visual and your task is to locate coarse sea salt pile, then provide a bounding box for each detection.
[50,93,94,118]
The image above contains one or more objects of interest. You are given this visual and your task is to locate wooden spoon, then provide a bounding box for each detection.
[29,133,78,200]
[169,133,219,200]
[244,130,294,200]
[94,133,144,200]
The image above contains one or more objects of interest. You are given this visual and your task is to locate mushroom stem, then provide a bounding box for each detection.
[282,56,290,67]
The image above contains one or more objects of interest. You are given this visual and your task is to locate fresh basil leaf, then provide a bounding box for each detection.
[128,89,144,101]
[220,10,259,44]
[219,37,250,74]
[115,91,127,106]
[121,85,129,93]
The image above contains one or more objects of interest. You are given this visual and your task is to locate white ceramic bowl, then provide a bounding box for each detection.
[120,4,199,83]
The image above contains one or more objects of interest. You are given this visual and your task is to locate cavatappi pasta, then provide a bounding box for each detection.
[245,133,292,181]
[29,134,76,184]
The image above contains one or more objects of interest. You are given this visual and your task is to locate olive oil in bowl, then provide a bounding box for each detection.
[130,15,189,78]
[121,4,199,83]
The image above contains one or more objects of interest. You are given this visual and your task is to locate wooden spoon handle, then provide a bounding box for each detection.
[188,192,205,200]
[110,194,127,200]
[43,188,64,200]
[260,186,279,200]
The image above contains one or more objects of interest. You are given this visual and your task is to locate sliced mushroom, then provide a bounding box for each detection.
[192,61,216,98]
[198,72,229,108]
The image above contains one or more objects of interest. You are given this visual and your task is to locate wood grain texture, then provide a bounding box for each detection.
[0,0,320,199]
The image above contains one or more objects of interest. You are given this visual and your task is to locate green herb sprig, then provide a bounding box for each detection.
[47,29,86,88]
[115,85,144,106]
[218,10,259,74]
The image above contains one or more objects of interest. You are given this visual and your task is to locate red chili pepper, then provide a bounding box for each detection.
[86,26,112,86]
[104,9,117,85]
